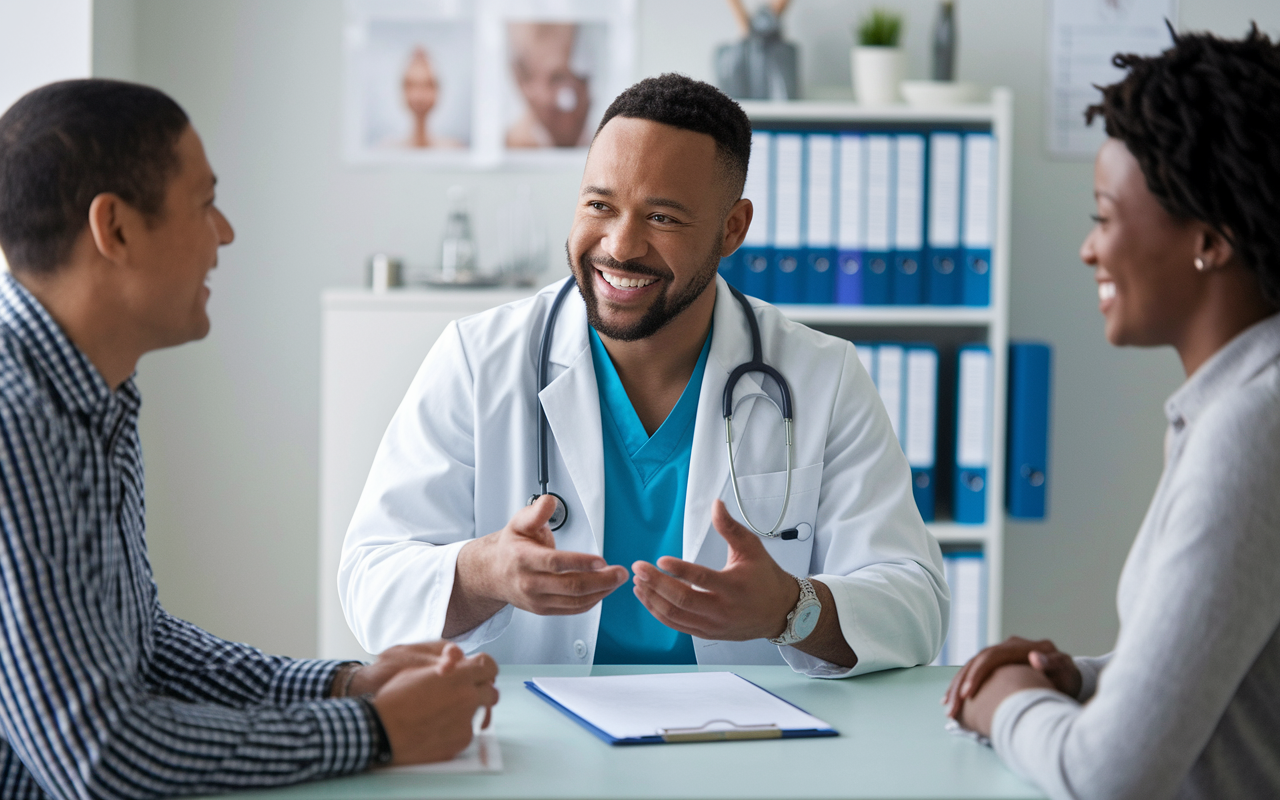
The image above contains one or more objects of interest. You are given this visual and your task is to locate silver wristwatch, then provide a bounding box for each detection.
[768,576,822,646]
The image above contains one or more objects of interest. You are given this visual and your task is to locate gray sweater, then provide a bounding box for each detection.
[991,312,1280,800]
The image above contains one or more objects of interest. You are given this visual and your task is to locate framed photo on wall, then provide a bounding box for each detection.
[344,0,636,167]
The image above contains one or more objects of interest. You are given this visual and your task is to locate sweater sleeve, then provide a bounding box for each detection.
[989,385,1280,800]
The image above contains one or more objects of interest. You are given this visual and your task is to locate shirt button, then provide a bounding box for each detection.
[573,639,587,659]
[1172,416,1186,432]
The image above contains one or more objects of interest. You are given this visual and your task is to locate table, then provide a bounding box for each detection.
[201,665,1043,800]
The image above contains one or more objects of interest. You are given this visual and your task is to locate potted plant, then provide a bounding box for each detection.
[852,8,904,105]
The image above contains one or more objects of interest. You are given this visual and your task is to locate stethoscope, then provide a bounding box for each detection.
[530,279,798,539]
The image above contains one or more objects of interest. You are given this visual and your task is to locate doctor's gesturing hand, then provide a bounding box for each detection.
[444,494,631,636]
[632,500,858,667]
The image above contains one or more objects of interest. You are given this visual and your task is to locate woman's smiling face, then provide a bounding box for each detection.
[1080,138,1205,348]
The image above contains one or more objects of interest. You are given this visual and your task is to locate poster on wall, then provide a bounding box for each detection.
[345,0,635,167]
[1045,0,1178,160]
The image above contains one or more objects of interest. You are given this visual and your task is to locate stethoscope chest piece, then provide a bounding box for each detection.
[528,492,569,531]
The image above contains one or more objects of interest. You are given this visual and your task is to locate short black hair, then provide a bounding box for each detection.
[594,73,752,200]
[1086,24,1280,306]
[0,79,190,274]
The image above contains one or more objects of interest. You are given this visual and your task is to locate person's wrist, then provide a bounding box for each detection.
[768,572,803,639]
[329,661,365,698]
[459,535,504,606]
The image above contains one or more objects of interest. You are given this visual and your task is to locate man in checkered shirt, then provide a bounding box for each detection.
[0,79,499,799]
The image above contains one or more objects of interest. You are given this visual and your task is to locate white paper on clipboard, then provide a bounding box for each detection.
[1046,0,1178,159]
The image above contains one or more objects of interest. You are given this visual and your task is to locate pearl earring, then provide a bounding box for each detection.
[1194,257,1208,272]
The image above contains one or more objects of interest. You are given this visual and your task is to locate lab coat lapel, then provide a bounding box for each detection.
[683,276,764,562]
[538,281,607,553]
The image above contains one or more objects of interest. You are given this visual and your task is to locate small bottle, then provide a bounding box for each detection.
[931,1,956,82]
[440,185,477,282]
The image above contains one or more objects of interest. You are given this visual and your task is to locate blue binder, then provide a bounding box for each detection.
[891,134,926,305]
[1006,342,1053,520]
[835,252,863,304]
[803,133,837,304]
[804,249,836,303]
[771,133,805,304]
[740,130,774,300]
[904,345,939,521]
[739,248,772,300]
[961,133,994,307]
[835,134,865,305]
[862,134,894,305]
[927,132,963,305]
[718,250,741,290]
[954,345,991,524]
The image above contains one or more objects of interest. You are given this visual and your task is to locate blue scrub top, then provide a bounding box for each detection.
[590,325,713,665]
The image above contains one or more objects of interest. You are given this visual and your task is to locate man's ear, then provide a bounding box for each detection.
[1194,224,1236,272]
[86,193,136,264]
[721,197,753,257]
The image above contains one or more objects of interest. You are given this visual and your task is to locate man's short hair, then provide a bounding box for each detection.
[594,74,752,200]
[0,79,190,275]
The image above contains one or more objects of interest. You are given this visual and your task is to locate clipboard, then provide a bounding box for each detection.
[525,672,838,746]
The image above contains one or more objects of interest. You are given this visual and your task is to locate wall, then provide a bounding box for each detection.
[89,0,1280,660]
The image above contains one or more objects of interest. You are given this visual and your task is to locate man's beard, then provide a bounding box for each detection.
[569,241,721,342]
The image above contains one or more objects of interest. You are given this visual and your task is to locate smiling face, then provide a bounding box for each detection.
[1080,138,1204,347]
[124,125,234,349]
[568,116,744,342]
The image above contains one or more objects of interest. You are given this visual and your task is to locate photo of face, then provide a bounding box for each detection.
[401,46,462,149]
[505,21,606,149]
[350,17,473,155]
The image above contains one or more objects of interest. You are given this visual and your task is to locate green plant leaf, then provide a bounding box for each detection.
[856,8,903,47]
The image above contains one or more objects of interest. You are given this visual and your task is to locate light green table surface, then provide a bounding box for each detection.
[201,665,1043,800]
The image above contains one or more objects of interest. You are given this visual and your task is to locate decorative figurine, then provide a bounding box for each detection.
[715,0,800,101]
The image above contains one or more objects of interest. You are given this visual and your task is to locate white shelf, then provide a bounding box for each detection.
[739,99,999,125]
[929,522,996,545]
[776,304,994,327]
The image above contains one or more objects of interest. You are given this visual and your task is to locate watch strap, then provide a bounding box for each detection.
[768,576,819,646]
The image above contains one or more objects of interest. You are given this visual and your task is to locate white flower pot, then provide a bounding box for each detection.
[852,46,906,105]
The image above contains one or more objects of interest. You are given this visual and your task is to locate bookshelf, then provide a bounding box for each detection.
[739,90,1014,653]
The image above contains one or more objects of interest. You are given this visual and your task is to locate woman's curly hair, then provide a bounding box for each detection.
[1086,24,1280,307]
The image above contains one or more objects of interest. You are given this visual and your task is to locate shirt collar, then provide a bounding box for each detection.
[1165,311,1280,428]
[0,271,123,415]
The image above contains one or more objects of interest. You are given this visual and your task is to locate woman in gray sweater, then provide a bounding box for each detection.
[944,26,1280,800]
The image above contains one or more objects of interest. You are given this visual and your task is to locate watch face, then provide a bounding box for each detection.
[794,603,821,640]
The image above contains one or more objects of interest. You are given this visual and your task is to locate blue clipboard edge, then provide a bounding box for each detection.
[524,672,839,746]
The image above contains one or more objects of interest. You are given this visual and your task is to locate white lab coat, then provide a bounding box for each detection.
[339,276,948,677]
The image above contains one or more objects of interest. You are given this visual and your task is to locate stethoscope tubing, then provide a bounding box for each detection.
[533,279,795,537]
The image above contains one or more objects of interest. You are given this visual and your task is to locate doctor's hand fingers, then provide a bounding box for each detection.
[523,563,628,596]
[632,583,718,639]
[633,568,726,627]
[646,557,726,592]
[505,495,561,547]
[711,499,769,560]
[524,588,617,615]
[530,547,609,574]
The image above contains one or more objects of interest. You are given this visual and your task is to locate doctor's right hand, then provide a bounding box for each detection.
[449,495,629,629]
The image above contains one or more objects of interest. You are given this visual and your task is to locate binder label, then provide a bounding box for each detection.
[837,135,865,249]
[892,135,924,251]
[806,134,835,248]
[957,348,991,467]
[774,134,803,249]
[963,134,994,248]
[743,132,773,248]
[928,133,961,248]
[864,136,892,251]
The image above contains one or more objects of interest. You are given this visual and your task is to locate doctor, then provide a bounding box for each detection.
[340,74,947,676]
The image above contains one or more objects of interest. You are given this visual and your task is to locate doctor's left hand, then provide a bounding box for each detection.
[631,500,800,642]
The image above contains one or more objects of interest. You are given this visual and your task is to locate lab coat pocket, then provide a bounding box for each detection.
[729,462,823,577]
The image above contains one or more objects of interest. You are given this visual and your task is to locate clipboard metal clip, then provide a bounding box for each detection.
[659,719,782,743]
